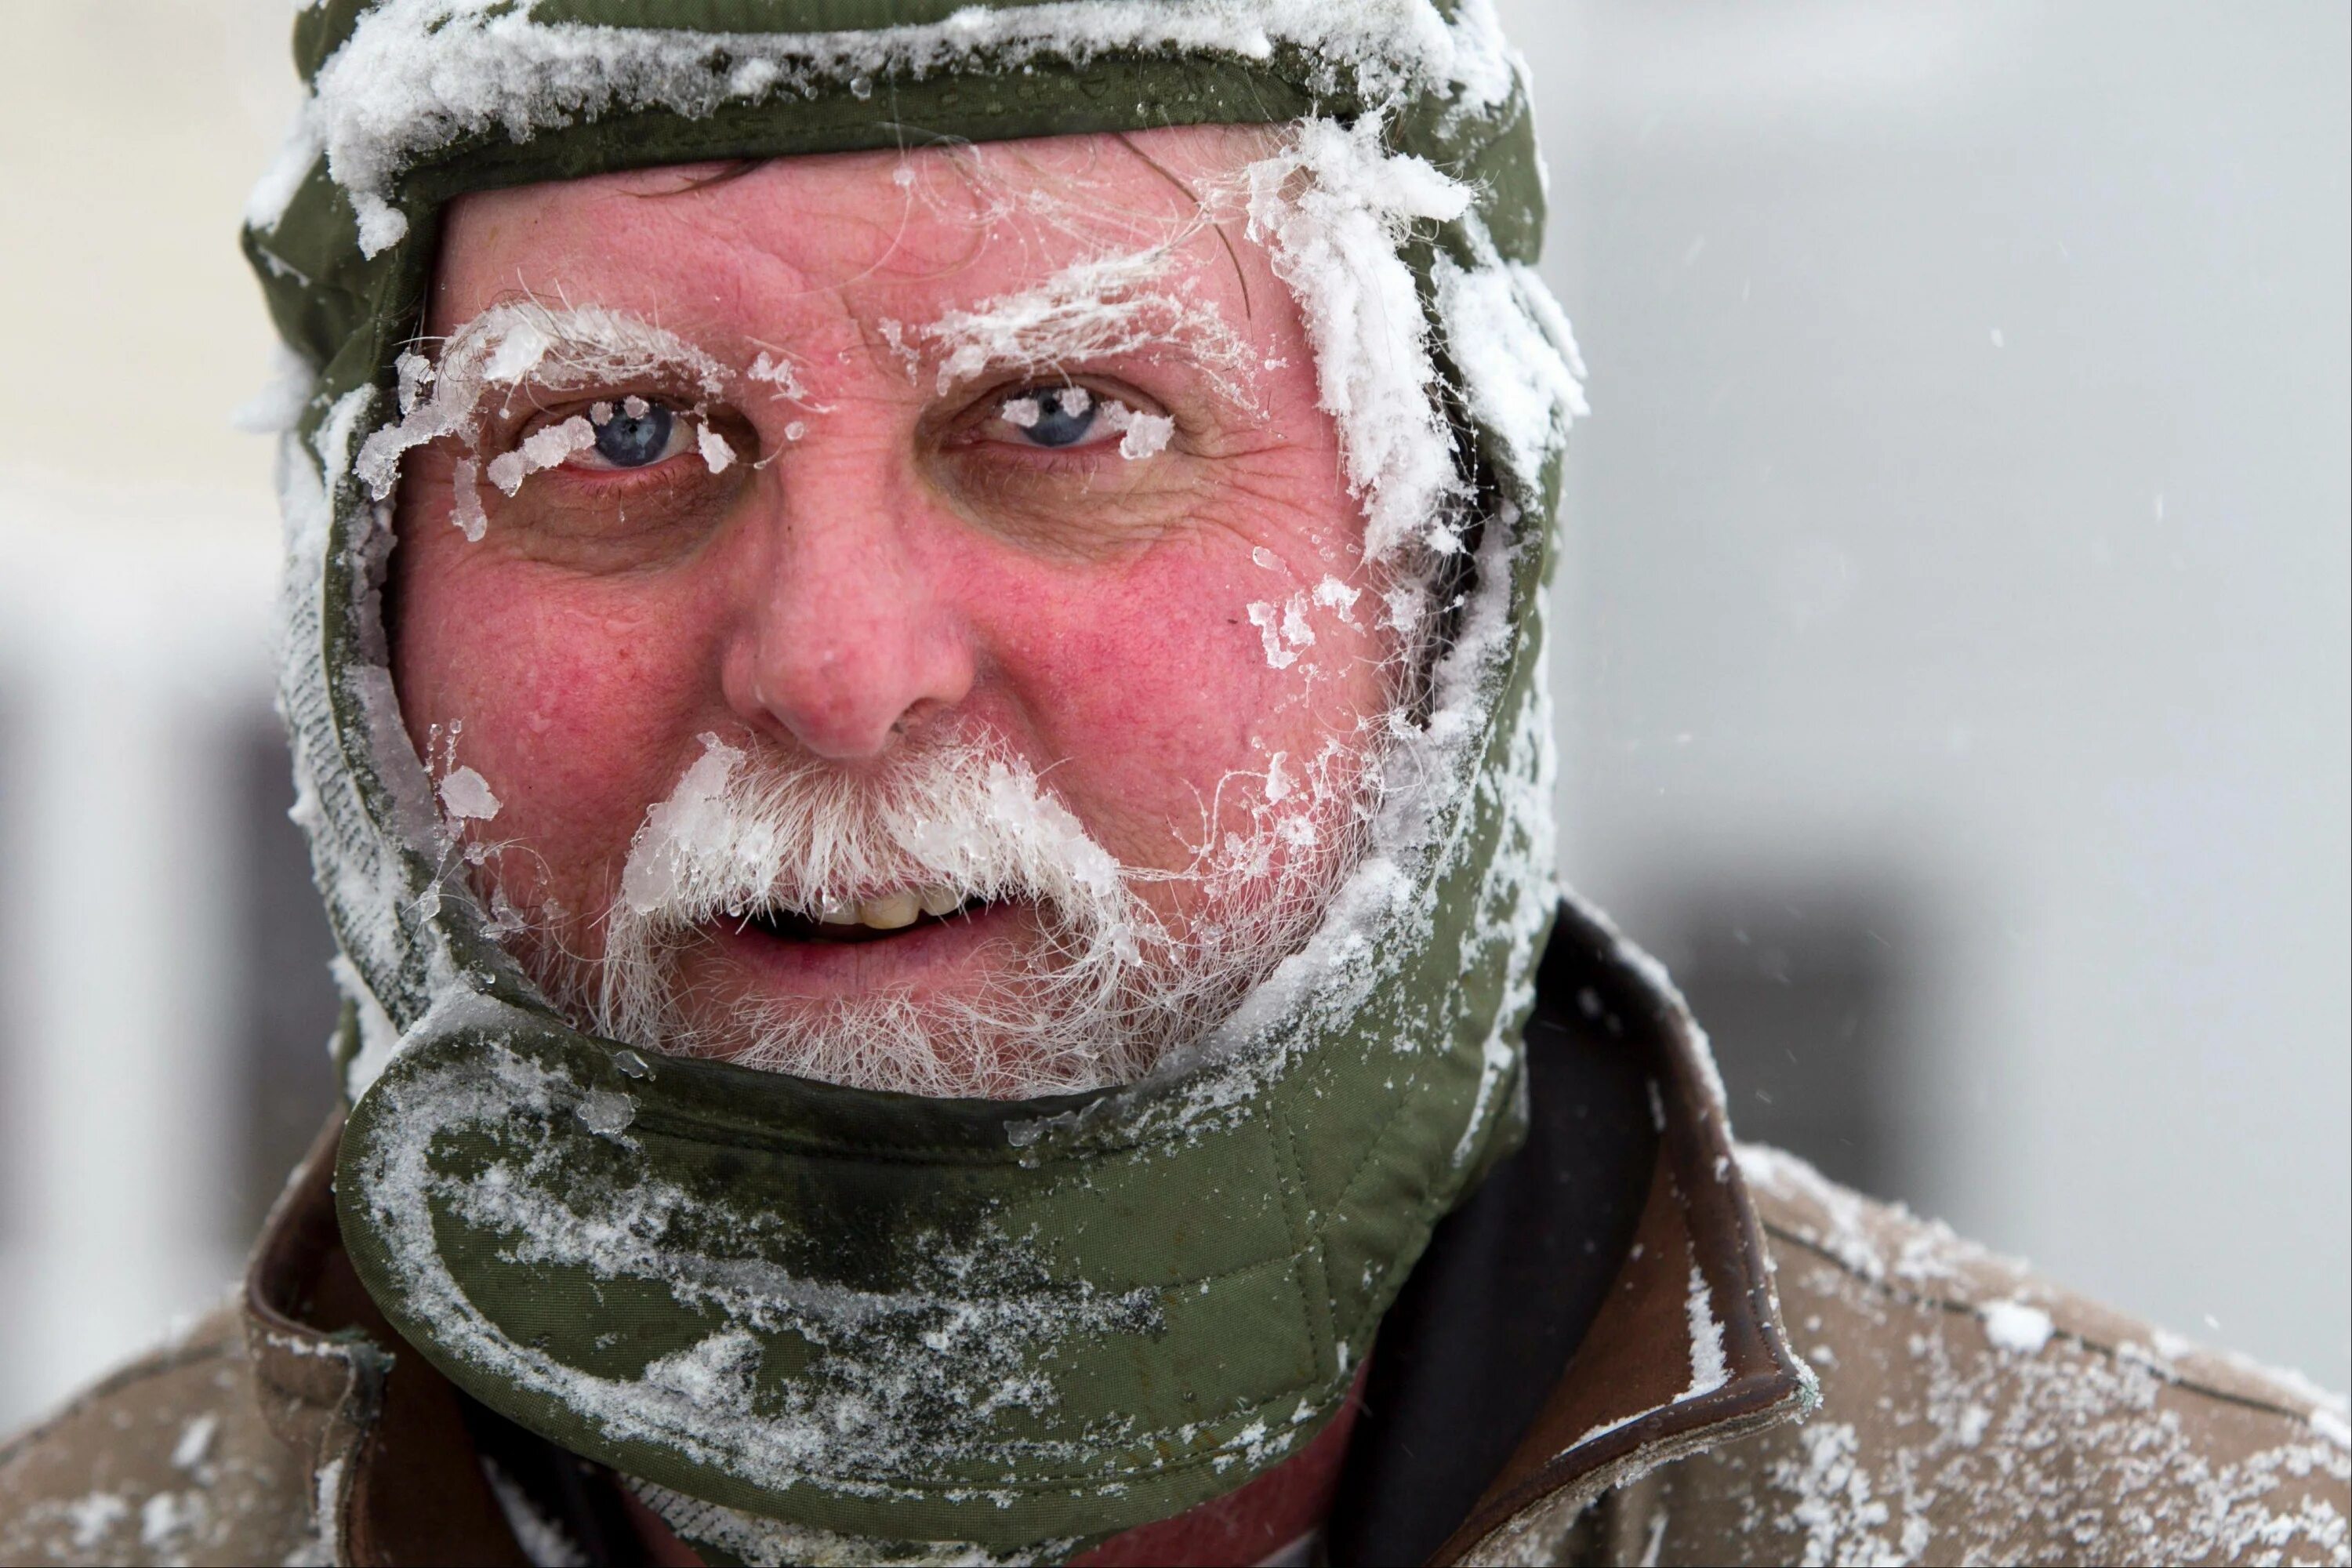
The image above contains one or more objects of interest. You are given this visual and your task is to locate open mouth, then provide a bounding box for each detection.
[732,891,987,946]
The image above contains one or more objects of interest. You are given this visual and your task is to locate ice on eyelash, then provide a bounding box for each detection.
[1106,406,1175,459]
[486,416,596,495]
[698,426,736,474]
[999,389,1171,460]
[353,303,724,503]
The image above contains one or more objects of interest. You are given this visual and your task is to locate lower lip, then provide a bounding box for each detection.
[695,900,1033,1000]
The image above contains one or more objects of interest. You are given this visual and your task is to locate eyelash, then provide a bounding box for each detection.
[962,379,1163,452]
[496,376,1166,474]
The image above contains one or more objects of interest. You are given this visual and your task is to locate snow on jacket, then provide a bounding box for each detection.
[5,904,2343,1567]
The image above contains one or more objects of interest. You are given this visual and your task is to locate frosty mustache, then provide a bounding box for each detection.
[493,717,1376,1098]
[531,727,1189,1098]
[608,727,1148,952]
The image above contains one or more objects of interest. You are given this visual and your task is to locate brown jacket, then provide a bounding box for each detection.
[5,923,2345,1566]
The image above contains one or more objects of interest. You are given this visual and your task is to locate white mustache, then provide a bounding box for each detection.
[503,720,1378,1099]
[612,729,1143,953]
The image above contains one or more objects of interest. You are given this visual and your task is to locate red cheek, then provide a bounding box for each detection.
[962,552,1365,846]
[397,564,723,860]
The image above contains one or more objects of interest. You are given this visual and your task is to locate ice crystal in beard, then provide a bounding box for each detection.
[503,724,1368,1100]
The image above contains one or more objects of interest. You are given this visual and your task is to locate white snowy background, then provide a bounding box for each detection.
[0,0,2343,1433]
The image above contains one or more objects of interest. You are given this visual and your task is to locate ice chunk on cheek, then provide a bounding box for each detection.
[1312,575,1365,627]
[1246,593,1319,670]
[437,766,502,822]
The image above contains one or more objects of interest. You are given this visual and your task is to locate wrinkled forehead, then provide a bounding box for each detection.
[426,123,1282,343]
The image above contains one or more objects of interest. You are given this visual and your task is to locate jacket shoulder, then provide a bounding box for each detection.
[0,1305,322,1566]
[1603,1145,2350,1567]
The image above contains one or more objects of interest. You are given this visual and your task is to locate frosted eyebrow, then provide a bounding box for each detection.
[354,302,728,501]
[920,244,1250,399]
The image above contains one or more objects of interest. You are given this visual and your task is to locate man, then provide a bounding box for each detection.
[2,3,2344,1564]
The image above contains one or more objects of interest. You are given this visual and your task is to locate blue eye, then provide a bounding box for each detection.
[593,402,675,468]
[1008,387,1097,448]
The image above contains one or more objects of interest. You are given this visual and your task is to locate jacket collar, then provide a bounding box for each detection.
[1428,898,1818,1564]
[240,902,1814,1566]
[244,1115,533,1566]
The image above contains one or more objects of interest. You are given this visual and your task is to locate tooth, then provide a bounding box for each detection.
[818,897,855,925]
[917,885,962,917]
[860,891,920,930]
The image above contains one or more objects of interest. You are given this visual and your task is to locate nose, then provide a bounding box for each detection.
[720,460,976,761]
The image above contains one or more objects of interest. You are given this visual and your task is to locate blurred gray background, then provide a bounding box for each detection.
[0,1,2344,1432]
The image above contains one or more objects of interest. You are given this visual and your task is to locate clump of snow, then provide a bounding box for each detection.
[1981,1298,2056,1356]
[575,1087,637,1136]
[1434,253,1588,484]
[1245,115,1470,561]
[450,457,488,540]
[618,735,746,918]
[64,1493,129,1550]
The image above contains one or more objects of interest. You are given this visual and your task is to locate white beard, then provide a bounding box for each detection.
[508,722,1375,1100]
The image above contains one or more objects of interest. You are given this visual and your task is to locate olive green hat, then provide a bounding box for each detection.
[245,0,1585,1555]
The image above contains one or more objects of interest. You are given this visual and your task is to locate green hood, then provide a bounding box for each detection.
[244,0,1586,1556]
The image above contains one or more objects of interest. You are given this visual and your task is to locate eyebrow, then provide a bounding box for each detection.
[452,300,729,399]
[920,244,1250,398]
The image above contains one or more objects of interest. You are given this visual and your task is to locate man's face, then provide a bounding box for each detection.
[390,125,1406,1096]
